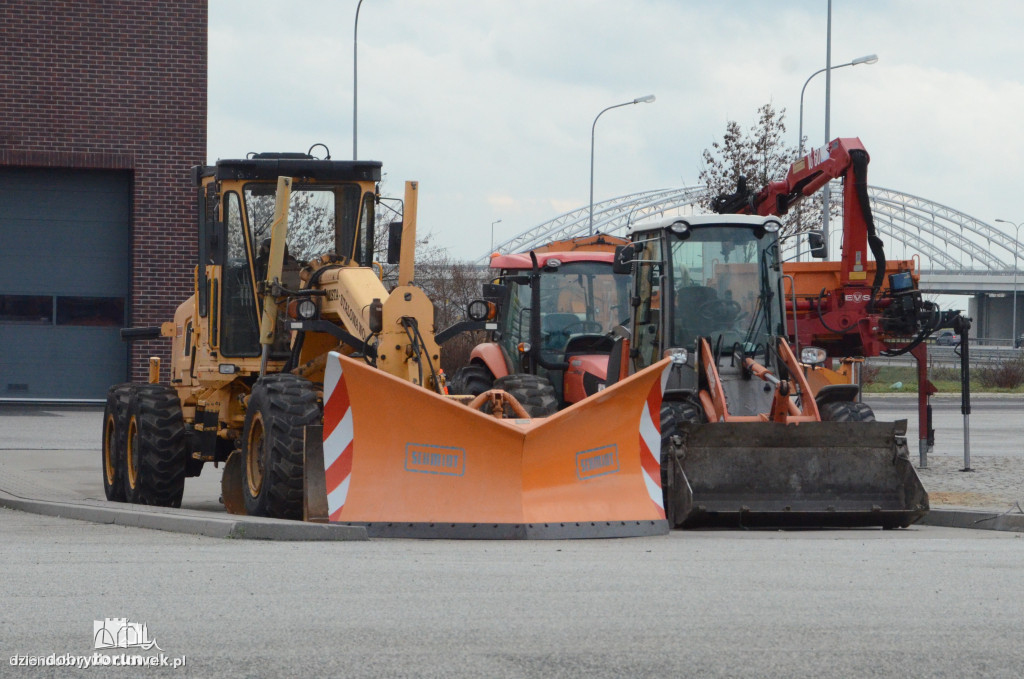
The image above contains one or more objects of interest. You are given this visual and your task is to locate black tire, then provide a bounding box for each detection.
[819,401,876,422]
[123,385,188,507]
[660,399,704,478]
[101,384,132,502]
[492,373,558,418]
[242,374,321,519]
[449,364,494,397]
[660,399,705,528]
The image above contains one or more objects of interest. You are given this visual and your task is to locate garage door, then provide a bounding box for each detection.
[0,168,131,401]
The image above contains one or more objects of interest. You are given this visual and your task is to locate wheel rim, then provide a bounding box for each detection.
[126,416,139,489]
[103,414,117,486]
[245,413,266,498]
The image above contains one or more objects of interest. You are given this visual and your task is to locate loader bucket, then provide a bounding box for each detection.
[666,420,928,529]
[308,352,673,539]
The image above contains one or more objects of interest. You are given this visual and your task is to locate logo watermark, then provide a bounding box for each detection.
[8,618,186,670]
[9,653,186,669]
[94,618,162,651]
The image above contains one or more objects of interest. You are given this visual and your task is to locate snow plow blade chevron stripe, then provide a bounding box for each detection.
[310,351,673,539]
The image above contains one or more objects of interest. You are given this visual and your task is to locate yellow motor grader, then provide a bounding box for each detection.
[101,149,676,539]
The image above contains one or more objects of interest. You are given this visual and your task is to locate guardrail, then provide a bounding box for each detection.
[869,345,1022,368]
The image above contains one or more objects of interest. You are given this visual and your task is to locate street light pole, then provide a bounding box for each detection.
[996,219,1022,345]
[589,94,655,235]
[490,218,502,253]
[796,52,877,259]
[798,54,877,158]
[822,0,833,257]
[353,0,365,160]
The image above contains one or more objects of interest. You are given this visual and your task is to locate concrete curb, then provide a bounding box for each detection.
[6,492,1021,538]
[919,508,1024,532]
[0,493,367,541]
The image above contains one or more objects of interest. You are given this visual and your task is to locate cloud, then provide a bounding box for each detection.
[208,0,1024,260]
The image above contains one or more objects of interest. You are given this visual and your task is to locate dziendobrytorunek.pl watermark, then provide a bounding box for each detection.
[10,653,187,669]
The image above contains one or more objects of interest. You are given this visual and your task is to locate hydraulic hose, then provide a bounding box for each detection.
[402,317,442,394]
[849,149,886,312]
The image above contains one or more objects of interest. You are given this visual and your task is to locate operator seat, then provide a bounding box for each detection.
[673,285,717,347]
[541,312,581,350]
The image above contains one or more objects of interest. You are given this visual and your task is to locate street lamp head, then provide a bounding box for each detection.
[851,53,879,66]
[590,94,654,235]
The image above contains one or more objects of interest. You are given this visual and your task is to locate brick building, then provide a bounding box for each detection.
[0,0,207,399]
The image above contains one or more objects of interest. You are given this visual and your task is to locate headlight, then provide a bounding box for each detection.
[800,346,827,366]
[287,298,319,321]
[297,298,318,320]
[467,299,494,322]
[763,219,782,233]
[669,221,690,236]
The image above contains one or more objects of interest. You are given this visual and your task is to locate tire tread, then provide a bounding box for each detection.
[493,374,558,417]
[243,374,320,519]
[124,384,187,507]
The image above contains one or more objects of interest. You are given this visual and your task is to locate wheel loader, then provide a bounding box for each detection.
[613,213,929,528]
[101,148,675,539]
[448,234,631,413]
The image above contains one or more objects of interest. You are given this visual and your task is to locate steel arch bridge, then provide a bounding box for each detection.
[478,183,1020,276]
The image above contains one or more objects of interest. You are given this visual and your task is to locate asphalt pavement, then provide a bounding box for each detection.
[2,508,1023,678]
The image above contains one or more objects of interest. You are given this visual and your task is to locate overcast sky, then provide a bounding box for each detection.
[208,0,1024,262]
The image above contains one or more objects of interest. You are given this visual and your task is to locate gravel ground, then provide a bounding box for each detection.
[918,455,1024,512]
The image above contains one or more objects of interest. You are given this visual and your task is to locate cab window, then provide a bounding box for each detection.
[219,191,260,357]
[243,183,362,266]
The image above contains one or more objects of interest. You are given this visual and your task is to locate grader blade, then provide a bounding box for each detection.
[309,352,673,539]
[668,420,929,529]
[220,451,247,515]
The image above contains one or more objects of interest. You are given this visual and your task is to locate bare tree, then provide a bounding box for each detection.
[699,103,838,239]
[372,184,490,373]
[244,186,337,263]
[406,234,490,374]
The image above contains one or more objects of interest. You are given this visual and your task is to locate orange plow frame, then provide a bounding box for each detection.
[306,352,673,538]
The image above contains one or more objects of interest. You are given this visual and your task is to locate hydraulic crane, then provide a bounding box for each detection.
[714,137,967,462]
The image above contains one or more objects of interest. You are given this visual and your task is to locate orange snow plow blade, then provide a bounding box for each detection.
[307,352,672,538]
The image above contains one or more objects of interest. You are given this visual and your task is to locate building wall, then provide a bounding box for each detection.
[0,0,207,383]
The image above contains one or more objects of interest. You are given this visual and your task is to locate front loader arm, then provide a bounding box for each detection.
[695,337,819,424]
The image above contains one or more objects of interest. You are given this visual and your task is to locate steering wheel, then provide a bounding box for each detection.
[698,299,743,325]
[563,320,604,335]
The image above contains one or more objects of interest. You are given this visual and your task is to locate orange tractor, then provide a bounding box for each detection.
[448,234,631,413]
